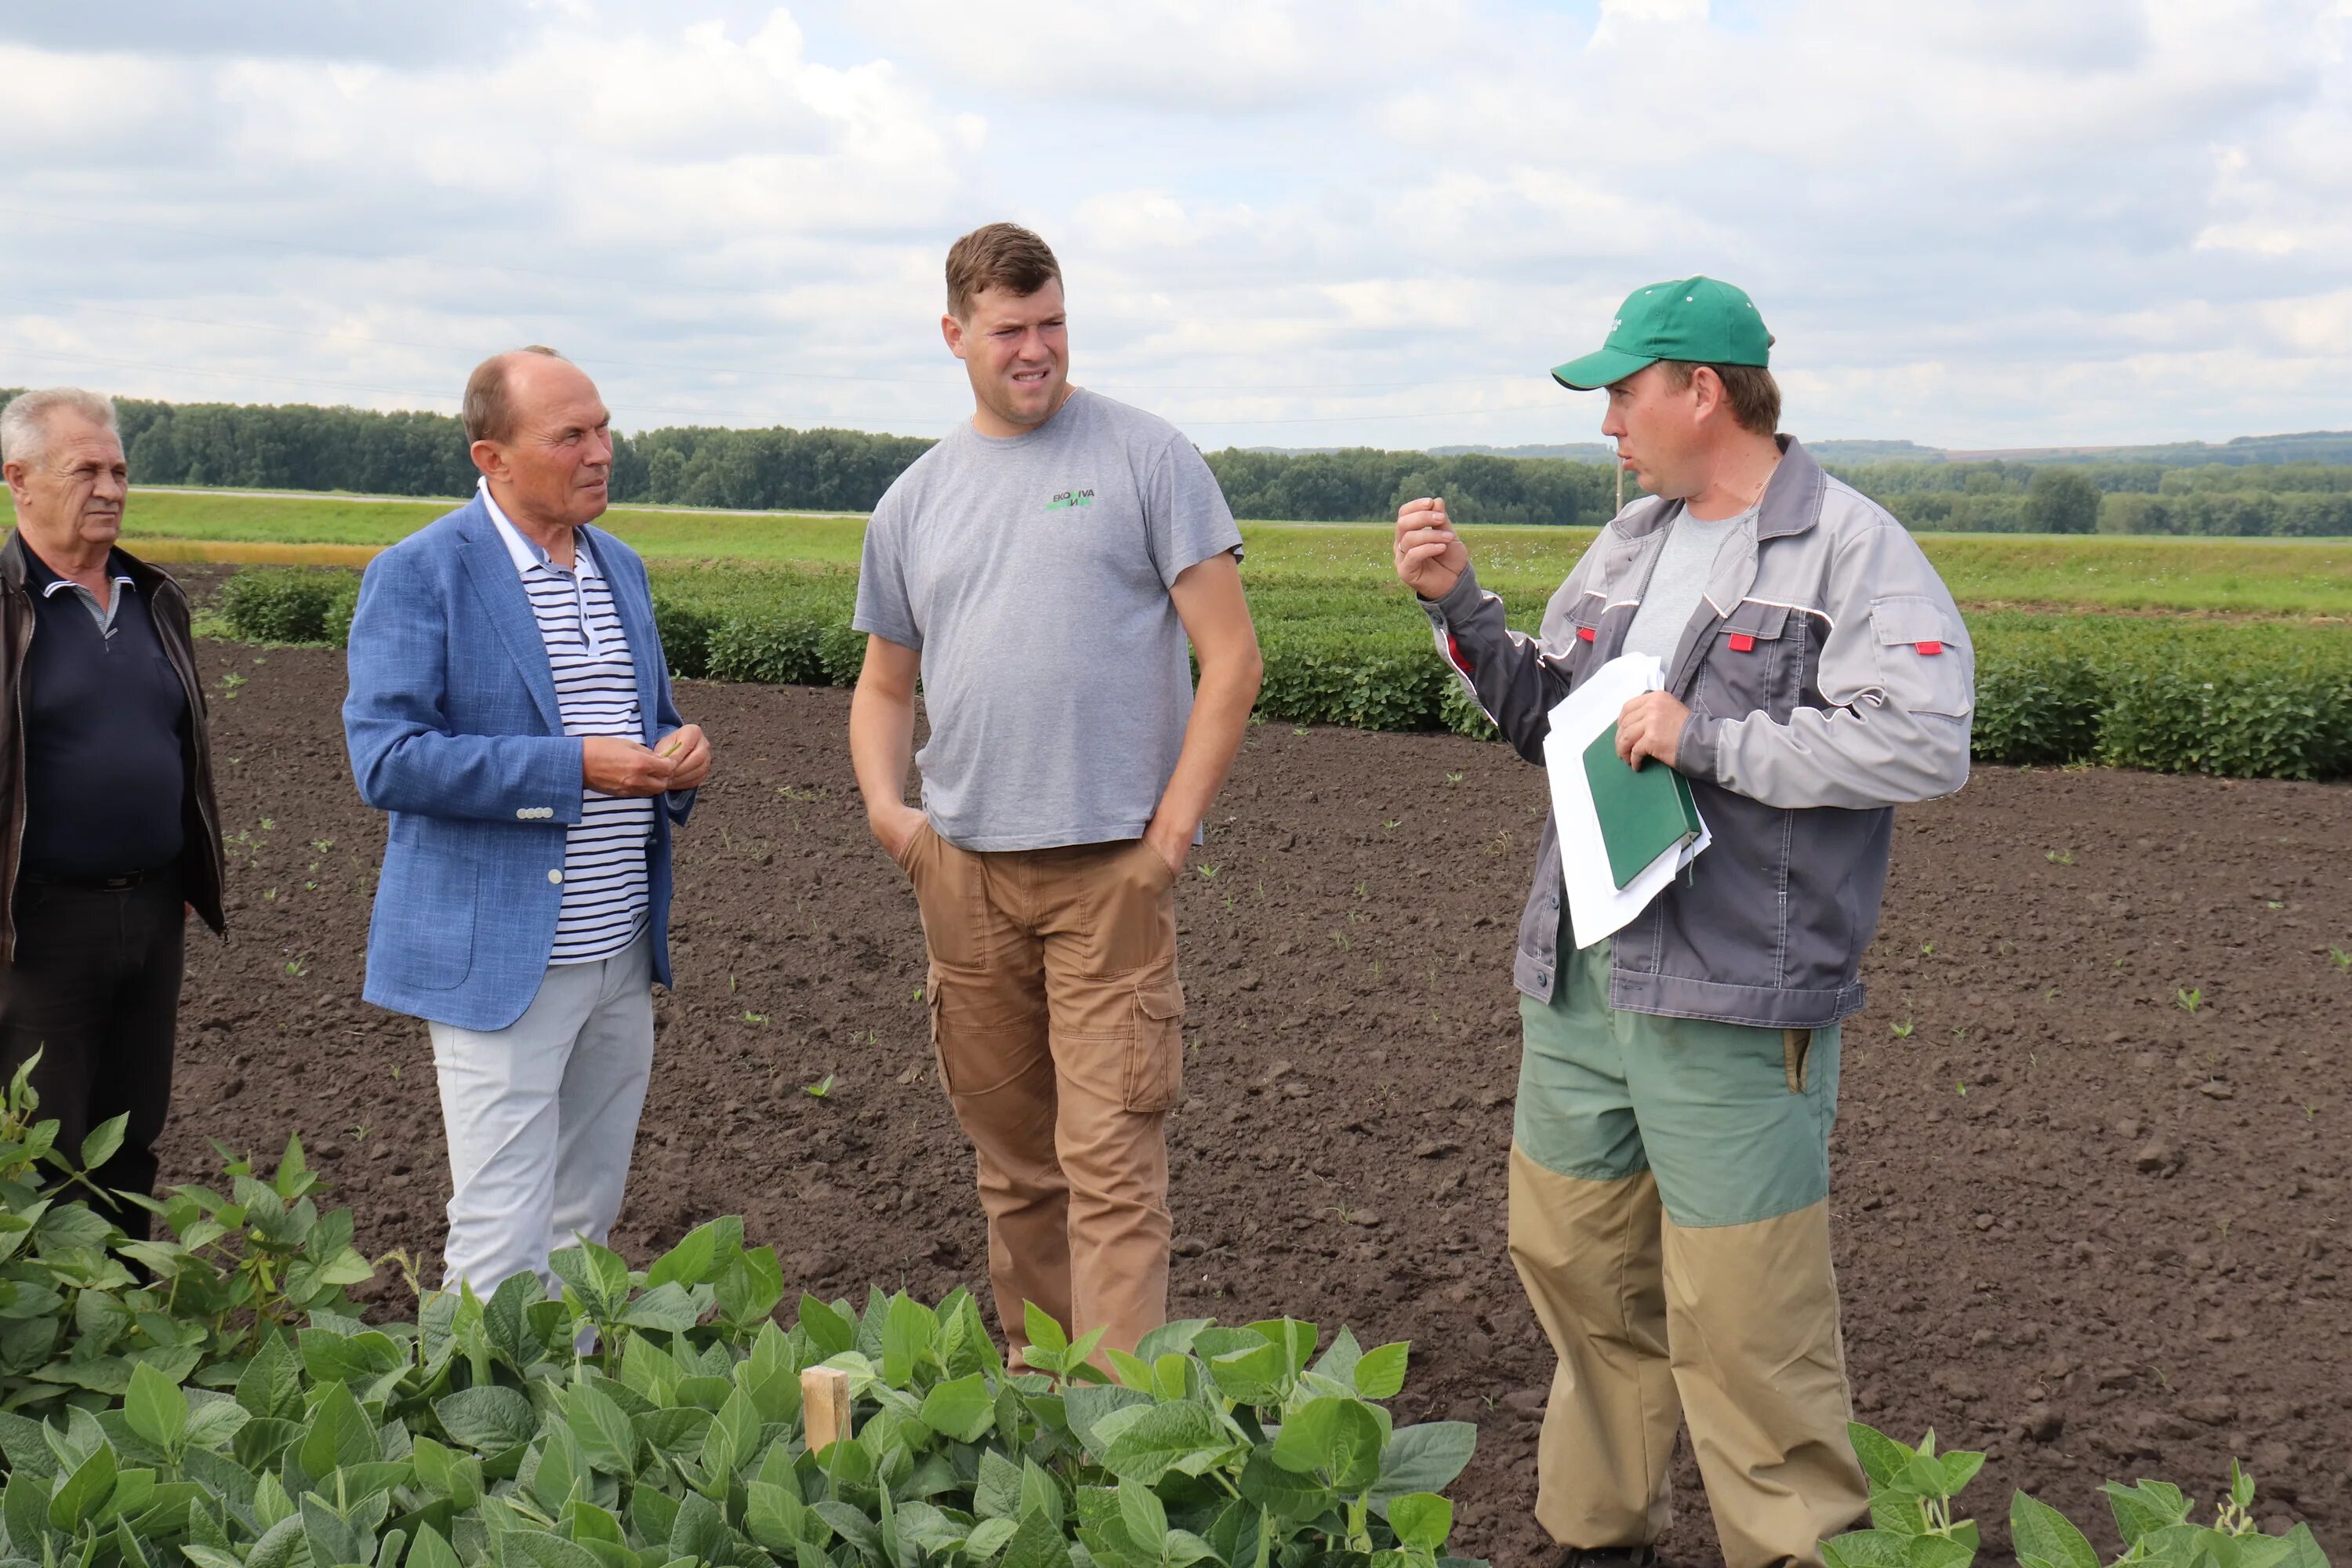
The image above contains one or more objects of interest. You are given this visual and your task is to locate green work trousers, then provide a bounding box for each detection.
[1507,929,1867,1568]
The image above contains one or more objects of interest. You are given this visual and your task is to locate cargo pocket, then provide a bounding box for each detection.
[925,969,956,1094]
[1123,972,1186,1112]
[1698,601,1798,721]
[1869,595,1973,718]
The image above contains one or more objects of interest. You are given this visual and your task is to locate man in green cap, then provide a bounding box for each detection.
[1393,278,1975,1568]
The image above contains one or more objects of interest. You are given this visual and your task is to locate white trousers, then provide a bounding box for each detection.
[427,934,655,1294]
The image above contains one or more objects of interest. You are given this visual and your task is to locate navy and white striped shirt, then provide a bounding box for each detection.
[483,486,654,965]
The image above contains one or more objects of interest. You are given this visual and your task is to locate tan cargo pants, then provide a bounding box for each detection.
[896,824,1185,1359]
[1509,928,1867,1568]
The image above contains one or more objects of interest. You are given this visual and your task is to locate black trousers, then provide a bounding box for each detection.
[0,875,184,1240]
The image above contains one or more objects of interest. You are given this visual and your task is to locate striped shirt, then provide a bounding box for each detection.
[483,486,655,965]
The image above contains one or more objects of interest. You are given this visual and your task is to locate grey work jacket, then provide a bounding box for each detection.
[1422,437,1974,1029]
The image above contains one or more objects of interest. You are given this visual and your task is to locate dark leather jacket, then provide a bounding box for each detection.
[0,530,226,964]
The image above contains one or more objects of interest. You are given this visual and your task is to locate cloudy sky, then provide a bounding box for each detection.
[3,0,2347,451]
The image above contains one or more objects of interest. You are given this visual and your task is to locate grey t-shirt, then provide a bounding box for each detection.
[853,387,1243,851]
[1620,504,1754,665]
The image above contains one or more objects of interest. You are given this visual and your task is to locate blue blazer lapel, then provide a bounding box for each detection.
[456,501,564,735]
[583,525,662,743]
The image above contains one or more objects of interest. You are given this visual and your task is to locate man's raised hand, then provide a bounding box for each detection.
[1393,496,1469,601]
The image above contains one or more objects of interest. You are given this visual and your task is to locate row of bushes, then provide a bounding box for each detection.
[217,568,2352,780]
[0,1064,1486,1568]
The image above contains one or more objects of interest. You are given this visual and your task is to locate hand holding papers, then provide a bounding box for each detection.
[1541,655,1712,949]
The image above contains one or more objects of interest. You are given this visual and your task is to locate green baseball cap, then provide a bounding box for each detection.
[1551,276,1773,390]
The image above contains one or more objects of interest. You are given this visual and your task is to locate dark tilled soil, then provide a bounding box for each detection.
[167,640,2350,1564]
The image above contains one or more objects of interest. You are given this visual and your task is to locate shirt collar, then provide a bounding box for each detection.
[478,479,599,580]
[23,545,135,597]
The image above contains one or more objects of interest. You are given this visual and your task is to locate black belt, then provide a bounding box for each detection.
[19,866,173,891]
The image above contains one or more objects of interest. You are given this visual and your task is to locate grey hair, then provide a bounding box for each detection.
[0,387,119,467]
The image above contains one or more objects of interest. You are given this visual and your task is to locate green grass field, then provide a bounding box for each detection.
[121,488,2352,617]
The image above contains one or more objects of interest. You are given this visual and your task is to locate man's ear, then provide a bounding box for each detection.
[2,459,27,509]
[1688,365,1726,424]
[469,439,506,482]
[942,312,970,362]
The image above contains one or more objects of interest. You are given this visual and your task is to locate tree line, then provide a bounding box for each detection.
[3,389,2348,534]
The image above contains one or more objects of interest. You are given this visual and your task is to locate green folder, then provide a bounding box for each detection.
[1581,724,1703,888]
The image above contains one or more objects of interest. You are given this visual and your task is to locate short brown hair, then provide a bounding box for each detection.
[945,223,1061,321]
[463,345,566,444]
[1657,360,1780,437]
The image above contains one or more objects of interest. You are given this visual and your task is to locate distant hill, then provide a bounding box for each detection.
[1422,431,2352,466]
[1427,442,1620,462]
[1944,431,2352,466]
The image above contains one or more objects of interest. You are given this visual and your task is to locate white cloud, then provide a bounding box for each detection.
[0,0,2345,448]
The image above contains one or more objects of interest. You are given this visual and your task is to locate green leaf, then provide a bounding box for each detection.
[1117,1478,1169,1551]
[82,1113,129,1171]
[2010,1494,2099,1568]
[1023,1301,1072,1361]
[883,1294,938,1389]
[1847,1423,1921,1492]
[616,1282,705,1334]
[299,1495,368,1568]
[182,1396,250,1454]
[645,1217,743,1289]
[746,1479,810,1552]
[1134,1319,1212,1360]
[298,1380,379,1479]
[1247,1319,1319,1376]
[1207,1340,1292,1406]
[252,1469,296,1530]
[1094,1401,1237,1485]
[245,1515,306,1568]
[1368,1421,1477,1508]
[799,1294,856,1357]
[49,1442,117,1530]
[714,1245,786,1325]
[2103,1481,2191,1547]
[124,1362,188,1455]
[566,1381,641,1475]
[434,1385,539,1452]
[633,1406,714,1458]
[1239,1446,1333,1519]
[1936,1450,1986,1499]
[814,1501,884,1559]
[1000,1504,1076,1568]
[667,1491,727,1562]
[976,1447,1025,1521]
[508,1529,604,1568]
[919,1373,997,1443]
[234,1331,303,1421]
[4,1471,49,1552]
[1352,1343,1410,1401]
[1326,1399,1385,1492]
[967,1517,1020,1559]
[1388,1493,1453,1552]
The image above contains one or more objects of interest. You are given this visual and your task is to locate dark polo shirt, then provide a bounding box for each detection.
[20,546,188,879]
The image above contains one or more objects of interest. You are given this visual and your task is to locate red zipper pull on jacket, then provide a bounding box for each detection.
[1728,632,1756,653]
[1577,626,1596,643]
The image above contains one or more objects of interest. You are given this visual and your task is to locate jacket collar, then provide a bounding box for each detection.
[1,529,178,604]
[1610,434,1825,543]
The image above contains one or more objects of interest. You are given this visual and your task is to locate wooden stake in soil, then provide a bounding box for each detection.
[801,1366,852,1453]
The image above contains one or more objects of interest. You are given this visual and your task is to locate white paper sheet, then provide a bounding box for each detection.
[1542,655,1712,949]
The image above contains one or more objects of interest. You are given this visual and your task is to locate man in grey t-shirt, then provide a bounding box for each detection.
[849,223,1262,1359]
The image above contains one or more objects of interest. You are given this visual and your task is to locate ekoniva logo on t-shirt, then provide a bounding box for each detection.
[1044,488,1096,512]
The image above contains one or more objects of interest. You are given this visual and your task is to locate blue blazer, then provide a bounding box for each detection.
[342,496,693,1031]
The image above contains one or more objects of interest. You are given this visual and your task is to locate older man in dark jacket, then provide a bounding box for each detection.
[0,388,225,1237]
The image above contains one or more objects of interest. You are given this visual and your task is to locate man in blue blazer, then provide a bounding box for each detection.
[343,347,710,1294]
